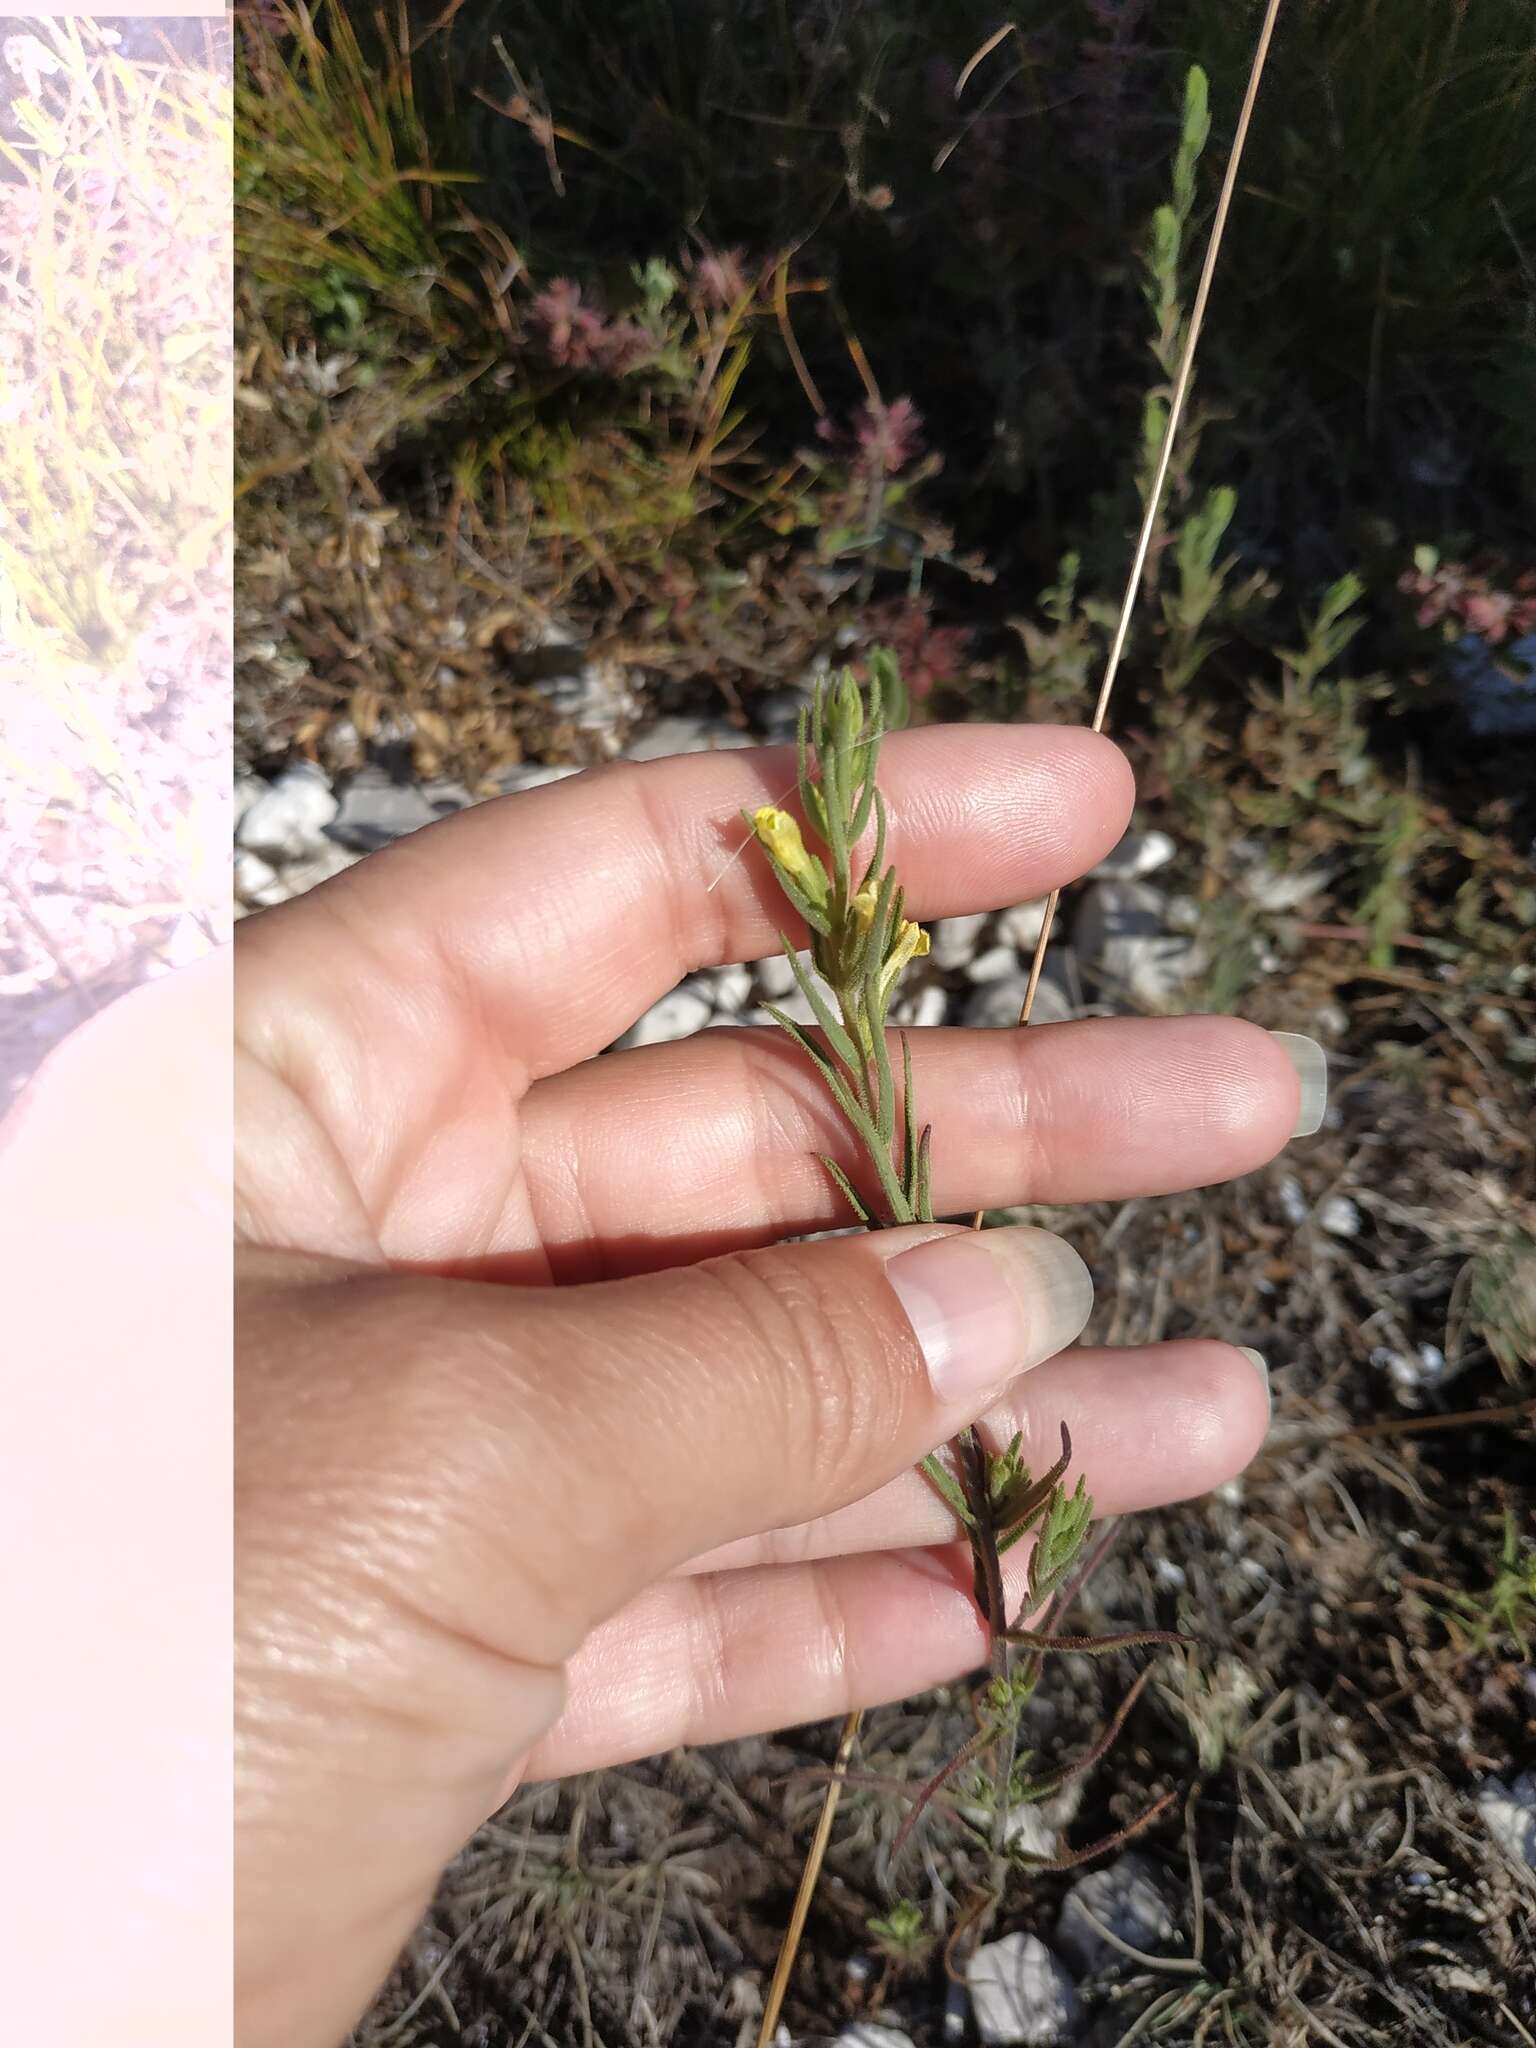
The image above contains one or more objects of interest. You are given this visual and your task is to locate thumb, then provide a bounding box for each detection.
[511,1221,1095,1645]
[252,1221,1095,1673]
[237,1223,1092,2046]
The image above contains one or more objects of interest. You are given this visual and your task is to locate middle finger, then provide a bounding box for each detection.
[520,1014,1305,1276]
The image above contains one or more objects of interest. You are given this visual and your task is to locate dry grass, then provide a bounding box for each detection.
[0,20,230,1101]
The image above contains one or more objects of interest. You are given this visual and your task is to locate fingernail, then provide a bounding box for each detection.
[886,1227,1094,1404]
[1269,1031,1328,1136]
[1236,1346,1271,1417]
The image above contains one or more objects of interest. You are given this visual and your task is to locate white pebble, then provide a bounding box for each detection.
[770,986,821,1027]
[835,2027,916,2048]
[234,776,266,827]
[498,762,583,794]
[1475,1773,1536,1866]
[966,944,1021,985]
[996,899,1049,950]
[235,766,338,863]
[624,714,752,761]
[755,949,810,1001]
[1055,1853,1176,1974]
[613,987,711,1049]
[697,963,753,1013]
[929,911,990,970]
[1318,1194,1362,1238]
[1089,828,1176,881]
[1075,878,1204,1010]
[892,984,948,1029]
[1240,863,1331,913]
[280,840,363,899]
[233,850,281,905]
[967,1933,1083,2048]
[963,975,1074,1030]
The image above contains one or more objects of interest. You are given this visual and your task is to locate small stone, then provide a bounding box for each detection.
[624,714,753,761]
[1276,1174,1309,1226]
[967,1933,1083,2047]
[319,715,366,774]
[328,770,440,851]
[771,986,821,1027]
[891,983,949,1028]
[755,950,810,1001]
[1318,1194,1362,1238]
[996,900,1049,951]
[543,655,638,745]
[1153,1557,1187,1591]
[236,765,338,863]
[1075,879,1203,1010]
[963,973,1074,1031]
[498,762,584,795]
[234,850,281,906]
[835,2026,915,2048]
[1089,828,1176,881]
[1475,1772,1536,1866]
[1369,1344,1448,1403]
[961,1780,1082,1859]
[966,944,1021,985]
[929,911,990,971]
[234,776,266,828]
[149,915,210,971]
[421,779,475,816]
[282,840,363,899]
[699,962,753,1013]
[1164,894,1202,934]
[754,686,815,743]
[1239,863,1331,913]
[1055,1853,1177,1974]
[613,987,712,1049]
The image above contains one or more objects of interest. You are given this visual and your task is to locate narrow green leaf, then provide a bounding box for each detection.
[767,1006,912,1223]
[900,1032,918,1205]
[920,1452,975,1525]
[770,865,834,938]
[1003,1626,1188,1657]
[866,975,897,1148]
[858,786,890,895]
[818,1154,872,1225]
[915,1125,933,1223]
[785,945,864,1080]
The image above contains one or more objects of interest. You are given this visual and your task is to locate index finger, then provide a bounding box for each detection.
[239,723,1133,1083]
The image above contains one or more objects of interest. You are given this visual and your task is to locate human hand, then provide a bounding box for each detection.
[235,725,1318,2045]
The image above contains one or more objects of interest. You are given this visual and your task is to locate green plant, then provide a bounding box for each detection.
[1008,553,1120,722]
[1138,64,1212,518]
[866,1897,934,1972]
[1438,1512,1536,1661]
[749,661,1180,2041]
[1464,1230,1536,1384]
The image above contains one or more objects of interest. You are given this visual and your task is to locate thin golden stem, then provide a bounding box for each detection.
[1014,0,1285,1033]
[754,1708,863,2048]
[761,13,1286,2027]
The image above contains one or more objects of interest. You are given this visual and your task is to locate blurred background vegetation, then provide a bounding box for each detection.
[236,0,1535,995]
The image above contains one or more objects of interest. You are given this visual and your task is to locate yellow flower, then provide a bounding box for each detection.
[752,806,828,905]
[877,918,930,1006]
[850,882,879,929]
